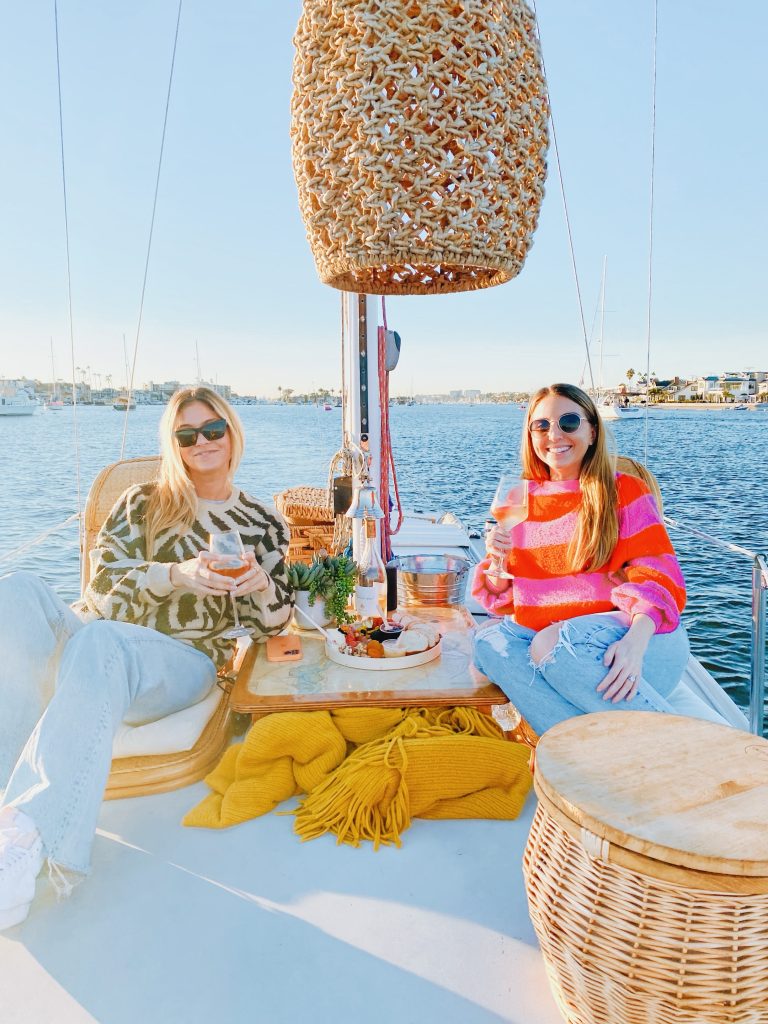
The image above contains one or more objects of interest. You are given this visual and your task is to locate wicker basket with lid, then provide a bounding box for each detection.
[274,485,350,562]
[524,711,768,1024]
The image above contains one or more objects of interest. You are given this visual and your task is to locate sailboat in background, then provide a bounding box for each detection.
[113,334,136,410]
[593,258,642,422]
[45,338,64,411]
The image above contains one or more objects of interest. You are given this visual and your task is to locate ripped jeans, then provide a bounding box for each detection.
[473,611,690,737]
[0,572,217,876]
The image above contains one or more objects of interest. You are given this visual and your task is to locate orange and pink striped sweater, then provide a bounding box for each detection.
[471,472,685,634]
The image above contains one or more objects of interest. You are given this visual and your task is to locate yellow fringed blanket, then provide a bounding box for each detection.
[183,706,532,848]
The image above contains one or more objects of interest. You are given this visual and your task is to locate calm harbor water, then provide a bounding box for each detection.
[2,403,766,721]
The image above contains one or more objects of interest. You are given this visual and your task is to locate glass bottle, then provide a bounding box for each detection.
[354,514,387,620]
[385,557,399,612]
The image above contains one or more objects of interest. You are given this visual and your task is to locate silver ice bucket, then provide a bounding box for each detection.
[397,554,470,607]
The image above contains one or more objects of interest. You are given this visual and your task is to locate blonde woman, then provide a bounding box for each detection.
[0,386,292,929]
[472,382,693,736]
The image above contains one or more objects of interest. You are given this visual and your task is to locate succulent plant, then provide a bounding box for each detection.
[287,553,357,624]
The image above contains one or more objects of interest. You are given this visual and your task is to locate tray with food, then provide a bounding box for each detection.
[325,616,441,671]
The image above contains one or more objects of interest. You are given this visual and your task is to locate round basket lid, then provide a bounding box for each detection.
[534,712,768,877]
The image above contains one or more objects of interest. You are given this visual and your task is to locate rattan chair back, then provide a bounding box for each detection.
[81,455,160,593]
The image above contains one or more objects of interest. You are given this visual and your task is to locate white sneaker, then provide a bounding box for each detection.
[0,809,44,930]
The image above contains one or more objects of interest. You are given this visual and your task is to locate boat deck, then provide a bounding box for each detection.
[3,780,562,1024]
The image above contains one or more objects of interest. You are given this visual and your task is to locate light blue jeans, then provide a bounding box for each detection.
[473,611,690,737]
[0,571,217,875]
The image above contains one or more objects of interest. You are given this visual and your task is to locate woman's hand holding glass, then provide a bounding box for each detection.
[485,523,514,565]
[170,548,269,597]
[170,552,236,596]
[484,472,528,580]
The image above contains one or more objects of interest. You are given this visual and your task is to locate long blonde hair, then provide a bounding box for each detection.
[521,383,617,571]
[144,387,245,555]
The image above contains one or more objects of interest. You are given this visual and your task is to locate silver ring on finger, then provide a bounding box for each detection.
[627,674,637,683]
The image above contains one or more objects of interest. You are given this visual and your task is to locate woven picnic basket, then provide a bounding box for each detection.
[290,0,549,295]
[524,712,768,1024]
[275,485,350,562]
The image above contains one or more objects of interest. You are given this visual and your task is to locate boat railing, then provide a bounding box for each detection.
[664,515,767,736]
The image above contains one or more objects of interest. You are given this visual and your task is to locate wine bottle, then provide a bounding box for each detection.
[385,557,398,612]
[354,514,387,619]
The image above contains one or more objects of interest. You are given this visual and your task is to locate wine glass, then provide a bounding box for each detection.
[484,472,529,579]
[209,531,251,638]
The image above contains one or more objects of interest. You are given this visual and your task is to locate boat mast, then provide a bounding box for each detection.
[598,255,607,393]
[341,293,383,561]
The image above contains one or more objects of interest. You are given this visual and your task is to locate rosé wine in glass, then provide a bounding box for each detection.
[484,474,529,580]
[209,532,252,638]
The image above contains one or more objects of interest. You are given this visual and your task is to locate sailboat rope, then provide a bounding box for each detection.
[378,297,403,562]
[530,0,594,390]
[642,0,659,464]
[120,0,184,459]
[0,514,80,568]
[662,517,765,569]
[54,0,83,554]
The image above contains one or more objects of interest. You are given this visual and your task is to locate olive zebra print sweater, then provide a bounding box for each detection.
[78,483,293,667]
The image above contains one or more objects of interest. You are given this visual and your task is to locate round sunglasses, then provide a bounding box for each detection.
[529,413,589,434]
[174,418,228,448]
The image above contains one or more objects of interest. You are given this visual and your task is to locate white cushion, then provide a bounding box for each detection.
[111,687,223,759]
[668,656,749,731]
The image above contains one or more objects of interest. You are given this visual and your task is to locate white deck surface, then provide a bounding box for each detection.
[1,782,563,1024]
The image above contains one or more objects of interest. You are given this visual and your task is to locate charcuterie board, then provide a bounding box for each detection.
[324,638,441,671]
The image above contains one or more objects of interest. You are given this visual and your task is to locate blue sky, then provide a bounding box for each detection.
[0,1,765,396]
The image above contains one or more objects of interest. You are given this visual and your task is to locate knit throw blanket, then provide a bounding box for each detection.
[183,706,533,847]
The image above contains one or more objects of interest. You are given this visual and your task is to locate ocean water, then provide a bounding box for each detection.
[2,403,766,720]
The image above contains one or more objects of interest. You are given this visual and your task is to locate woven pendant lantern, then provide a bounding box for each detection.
[290,0,549,295]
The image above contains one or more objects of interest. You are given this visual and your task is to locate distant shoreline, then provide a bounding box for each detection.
[652,402,757,410]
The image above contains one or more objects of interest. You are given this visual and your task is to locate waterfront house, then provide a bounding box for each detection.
[696,375,721,400]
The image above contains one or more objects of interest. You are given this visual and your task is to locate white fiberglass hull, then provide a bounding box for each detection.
[0,403,36,416]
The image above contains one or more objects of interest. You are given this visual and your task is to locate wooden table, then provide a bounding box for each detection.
[231,605,508,717]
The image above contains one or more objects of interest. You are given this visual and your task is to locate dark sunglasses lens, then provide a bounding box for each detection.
[560,414,582,433]
[201,420,227,441]
[175,419,227,447]
[529,414,583,433]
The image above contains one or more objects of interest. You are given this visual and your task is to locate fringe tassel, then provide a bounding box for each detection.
[295,731,411,849]
[293,707,511,849]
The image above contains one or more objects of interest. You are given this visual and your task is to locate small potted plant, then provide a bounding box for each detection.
[288,554,357,628]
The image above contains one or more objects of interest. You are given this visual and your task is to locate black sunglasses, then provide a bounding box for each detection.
[174,418,228,448]
[529,413,589,434]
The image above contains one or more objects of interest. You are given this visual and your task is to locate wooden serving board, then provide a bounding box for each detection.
[535,712,768,877]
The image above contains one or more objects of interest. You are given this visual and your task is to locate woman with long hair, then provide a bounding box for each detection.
[0,386,292,929]
[472,382,697,736]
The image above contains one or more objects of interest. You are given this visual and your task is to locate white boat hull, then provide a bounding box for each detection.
[0,402,36,416]
[598,402,643,421]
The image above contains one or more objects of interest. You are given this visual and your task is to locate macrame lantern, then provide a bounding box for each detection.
[291,0,549,295]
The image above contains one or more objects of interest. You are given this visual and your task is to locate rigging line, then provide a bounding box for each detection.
[53,0,83,555]
[120,0,184,459]
[663,516,762,565]
[530,0,594,391]
[0,513,80,567]
[643,0,659,464]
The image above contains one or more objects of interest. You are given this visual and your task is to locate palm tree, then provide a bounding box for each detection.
[626,368,635,386]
